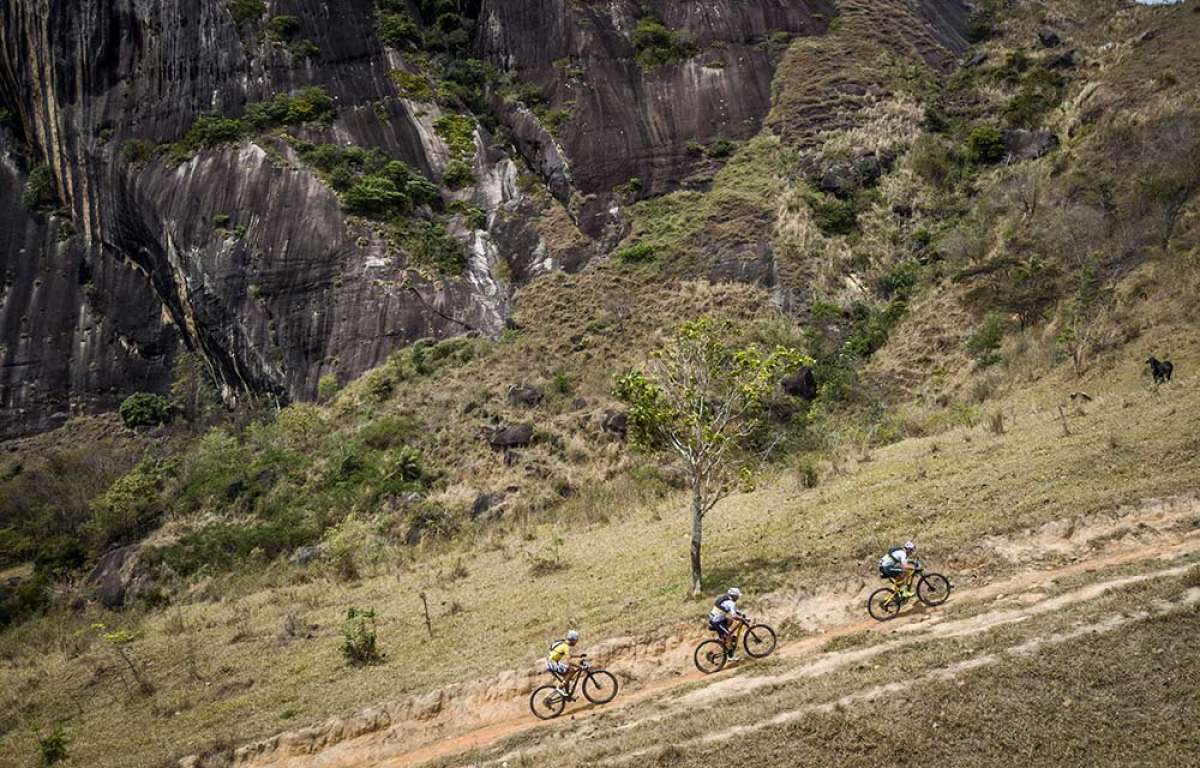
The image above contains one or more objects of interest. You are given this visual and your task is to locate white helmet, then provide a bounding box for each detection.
[904,541,916,551]
[566,629,580,642]
[728,587,743,599]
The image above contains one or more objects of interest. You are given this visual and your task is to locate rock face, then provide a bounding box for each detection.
[0,0,970,438]
[1003,129,1060,162]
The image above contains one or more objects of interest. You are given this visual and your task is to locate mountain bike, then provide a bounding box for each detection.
[867,561,951,621]
[528,655,619,720]
[693,616,778,674]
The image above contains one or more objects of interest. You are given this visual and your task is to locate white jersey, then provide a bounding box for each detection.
[879,548,908,568]
[709,597,737,621]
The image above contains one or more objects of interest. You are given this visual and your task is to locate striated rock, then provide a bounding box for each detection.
[1003,129,1060,162]
[490,423,534,450]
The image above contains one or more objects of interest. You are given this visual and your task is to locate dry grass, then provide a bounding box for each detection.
[1,329,1199,767]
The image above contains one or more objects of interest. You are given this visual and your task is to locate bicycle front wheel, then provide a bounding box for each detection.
[694,639,728,674]
[868,587,902,621]
[529,685,566,720]
[743,624,778,658]
[917,573,951,606]
[582,670,619,704]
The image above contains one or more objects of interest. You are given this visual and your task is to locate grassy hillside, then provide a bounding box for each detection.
[2,1,1200,766]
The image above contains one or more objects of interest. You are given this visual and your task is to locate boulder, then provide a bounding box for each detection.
[507,384,544,407]
[1038,26,1061,48]
[1045,49,1076,69]
[819,163,857,196]
[86,543,140,609]
[470,492,507,521]
[853,154,882,184]
[290,544,325,567]
[781,368,819,400]
[601,410,628,438]
[490,424,534,450]
[708,244,776,288]
[1002,129,1059,162]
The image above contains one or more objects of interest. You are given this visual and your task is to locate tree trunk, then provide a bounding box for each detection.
[690,478,704,596]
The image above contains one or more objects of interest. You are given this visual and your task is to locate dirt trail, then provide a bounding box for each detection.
[232,497,1200,768]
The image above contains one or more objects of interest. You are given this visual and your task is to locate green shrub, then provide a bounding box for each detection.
[615,242,657,265]
[441,159,475,189]
[289,39,320,58]
[0,577,50,629]
[401,220,467,274]
[704,138,737,159]
[342,175,411,215]
[1003,68,1066,129]
[266,14,300,40]
[910,134,964,188]
[119,139,156,166]
[341,607,382,665]
[811,197,858,236]
[632,17,696,68]
[88,459,165,548]
[434,114,477,159]
[318,373,340,403]
[967,312,1006,365]
[284,86,336,125]
[877,261,921,300]
[143,517,317,576]
[390,69,434,101]
[33,537,87,578]
[38,729,68,766]
[181,113,245,149]
[119,392,173,428]
[227,0,265,25]
[376,3,421,48]
[966,126,1005,165]
[22,164,57,211]
[966,11,993,42]
[359,415,419,450]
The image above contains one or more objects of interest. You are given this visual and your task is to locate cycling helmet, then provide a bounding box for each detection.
[566,629,580,642]
[728,587,743,599]
[904,541,916,551]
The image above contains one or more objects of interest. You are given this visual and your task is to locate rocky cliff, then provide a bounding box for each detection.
[0,0,968,438]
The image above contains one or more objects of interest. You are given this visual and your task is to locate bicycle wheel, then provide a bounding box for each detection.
[867,587,902,621]
[694,639,729,674]
[582,670,619,704]
[743,624,778,658]
[917,573,951,607]
[529,685,567,720]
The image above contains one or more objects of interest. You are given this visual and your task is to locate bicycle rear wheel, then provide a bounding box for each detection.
[582,670,619,704]
[529,685,566,719]
[743,624,778,658]
[694,639,729,673]
[917,573,951,606]
[867,587,902,621]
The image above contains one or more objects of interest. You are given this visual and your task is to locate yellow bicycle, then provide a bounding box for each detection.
[867,561,951,621]
[693,616,777,674]
[529,655,619,719]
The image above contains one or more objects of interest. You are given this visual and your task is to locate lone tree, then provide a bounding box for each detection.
[615,317,809,595]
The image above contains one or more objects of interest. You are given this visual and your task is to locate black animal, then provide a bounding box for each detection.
[1146,357,1174,385]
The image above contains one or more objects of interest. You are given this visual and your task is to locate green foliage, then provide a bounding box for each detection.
[343,174,411,216]
[32,537,87,578]
[0,577,50,629]
[22,164,57,211]
[1003,67,1066,129]
[38,728,68,766]
[88,459,166,549]
[967,312,1006,365]
[632,17,697,68]
[170,88,335,162]
[399,219,467,274]
[359,415,419,450]
[227,0,265,25]
[704,138,737,159]
[341,607,382,666]
[910,134,965,188]
[615,242,657,265]
[142,517,317,576]
[119,138,156,166]
[441,159,475,189]
[266,14,300,41]
[962,258,1061,329]
[318,373,341,403]
[966,126,1005,165]
[390,69,434,101]
[447,201,487,229]
[323,513,378,580]
[119,392,173,428]
[288,39,320,58]
[810,196,859,236]
[434,114,477,160]
[877,261,921,300]
[377,2,420,48]
[966,10,994,43]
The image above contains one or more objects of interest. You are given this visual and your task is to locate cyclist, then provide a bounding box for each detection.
[879,541,918,597]
[546,629,581,695]
[708,587,744,660]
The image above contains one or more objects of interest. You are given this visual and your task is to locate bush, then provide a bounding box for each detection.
[88,459,165,548]
[390,69,433,101]
[433,114,476,160]
[22,164,57,211]
[441,159,475,189]
[401,220,467,274]
[119,392,173,428]
[359,415,418,450]
[318,373,340,403]
[227,0,264,25]
[342,174,411,215]
[322,514,377,581]
[143,517,317,576]
[38,728,68,765]
[615,242,657,265]
[119,139,156,166]
[811,197,858,236]
[284,86,336,125]
[966,11,993,43]
[377,6,420,48]
[967,312,1006,365]
[966,126,1005,165]
[266,14,300,41]
[182,113,245,149]
[0,577,50,629]
[910,134,963,188]
[632,17,696,68]
[877,261,921,300]
[341,607,382,665]
[33,537,87,578]
[704,138,737,159]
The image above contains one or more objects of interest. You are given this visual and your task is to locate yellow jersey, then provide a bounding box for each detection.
[548,641,571,663]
